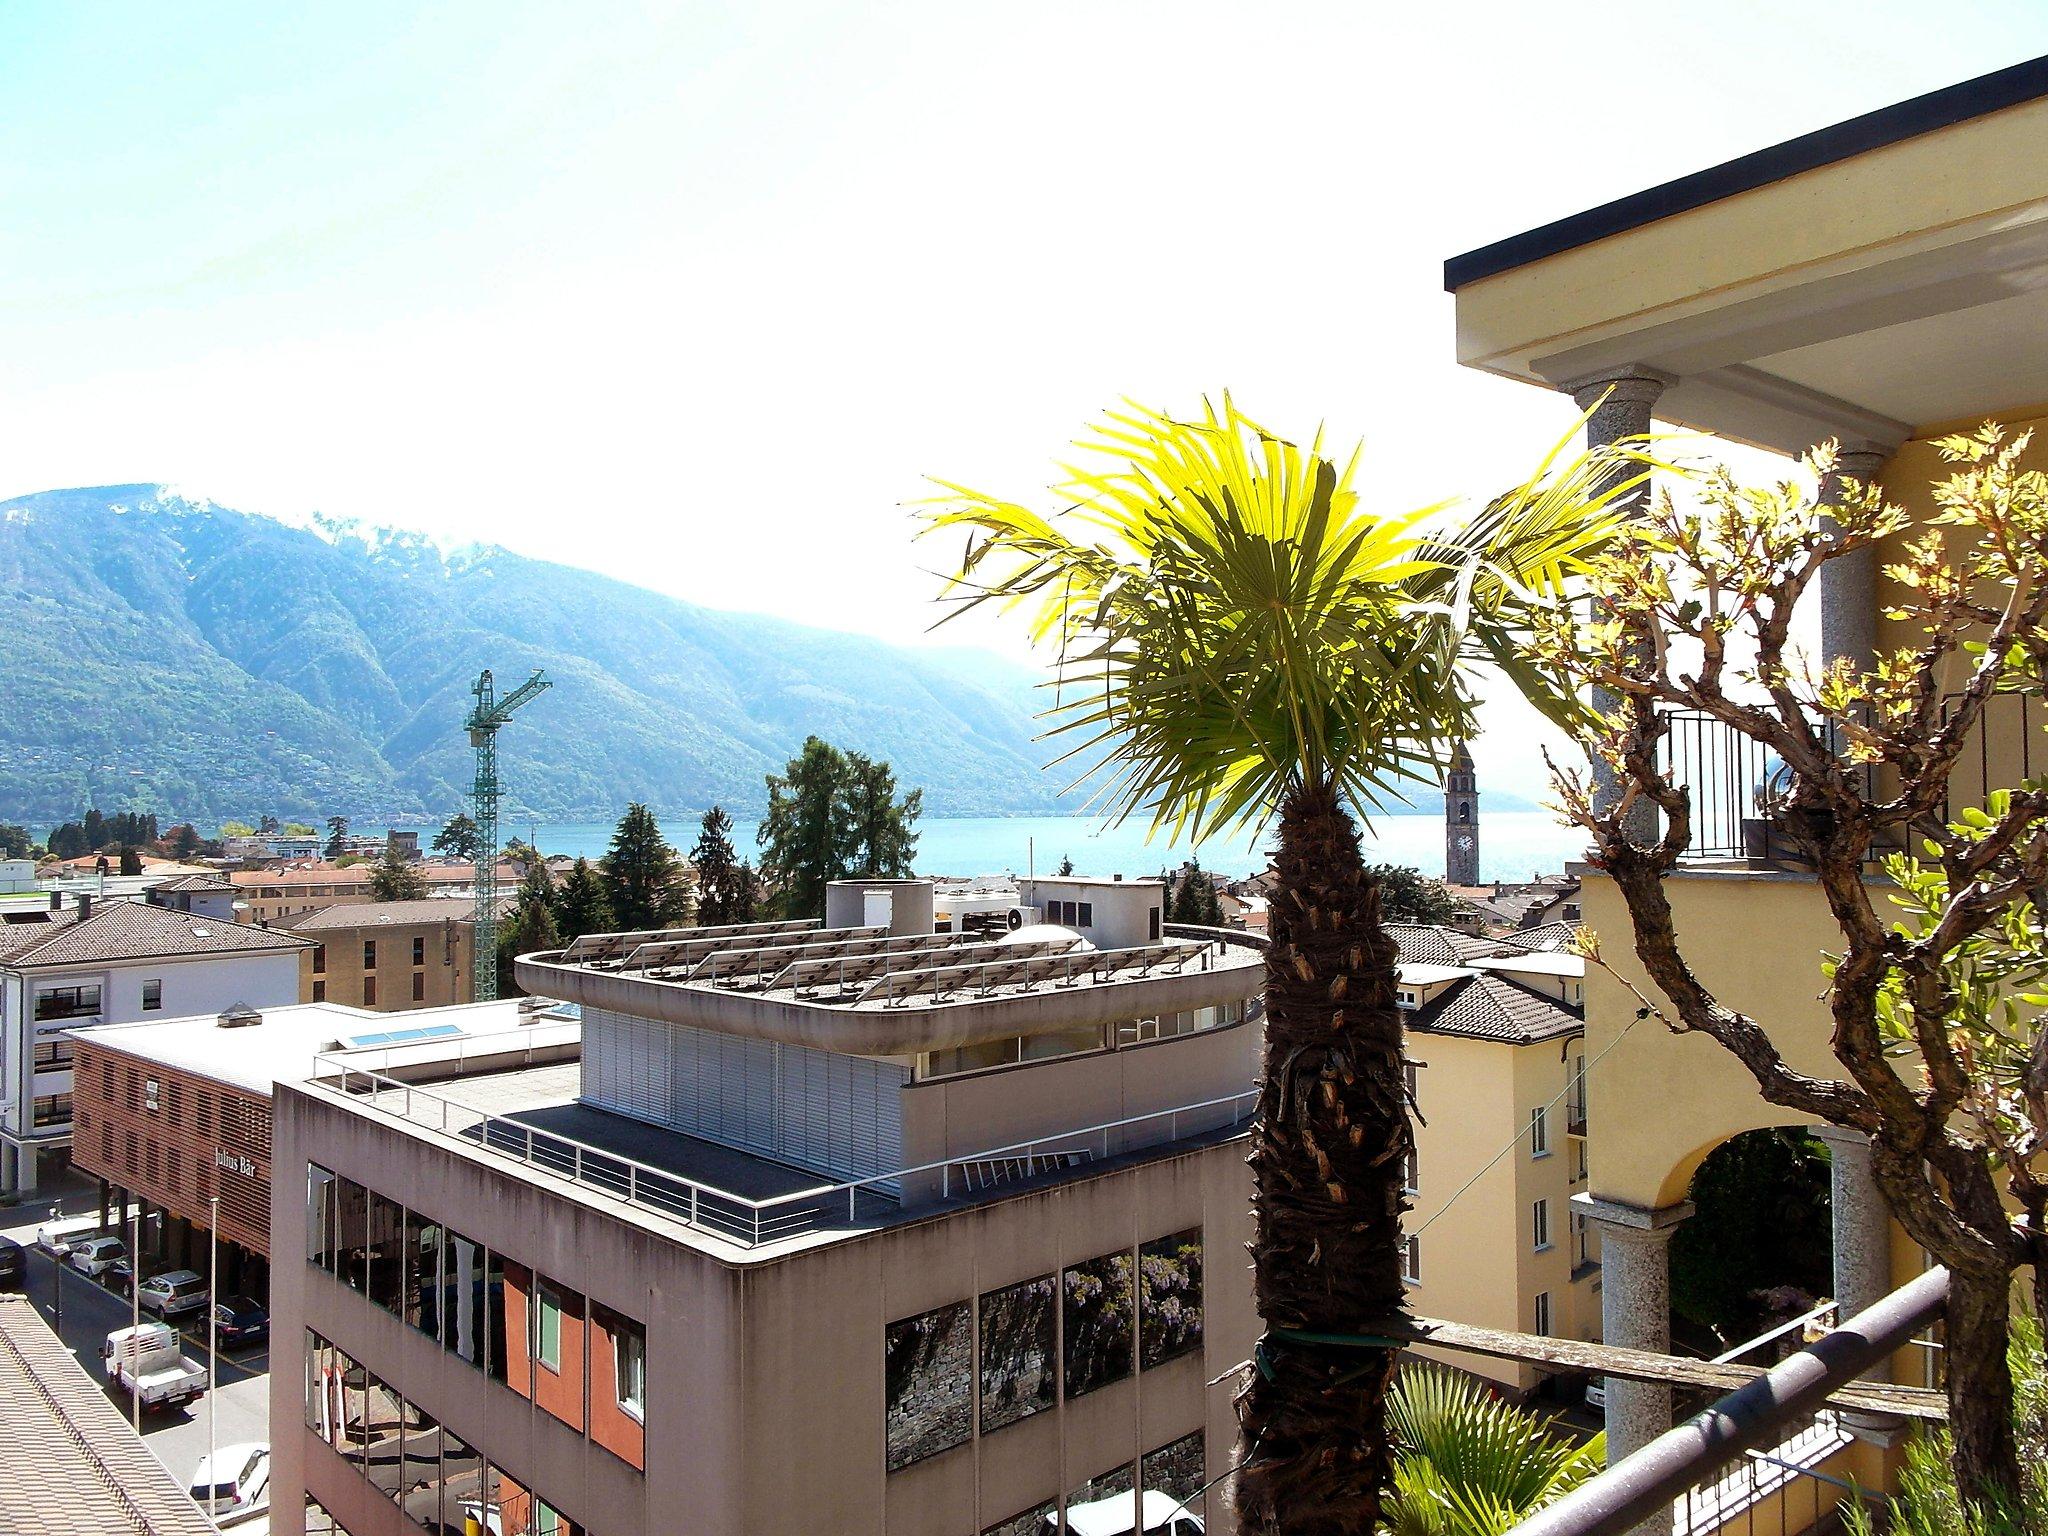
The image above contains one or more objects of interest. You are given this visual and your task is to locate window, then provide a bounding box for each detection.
[1142,1431,1207,1529]
[311,944,325,975]
[1404,1235,1421,1283]
[402,1209,444,1343]
[412,936,425,966]
[1572,1139,1588,1183]
[1403,1147,1420,1194]
[363,976,377,1007]
[979,1275,1055,1433]
[411,972,425,1002]
[1139,1228,1203,1370]
[1404,1059,1420,1108]
[533,1282,564,1372]
[99,1125,112,1161]
[100,1062,114,1098]
[197,1092,213,1136]
[32,1093,71,1128]
[615,1319,646,1419]
[363,939,377,969]
[1149,905,1161,941]
[1063,1250,1135,1399]
[33,1040,74,1069]
[367,1190,406,1314]
[33,985,101,1021]
[141,979,162,1011]
[1573,1212,1592,1268]
[1534,1290,1553,1337]
[312,980,326,1002]
[1530,1105,1549,1157]
[1533,1198,1552,1252]
[884,1301,973,1470]
[1078,901,1093,926]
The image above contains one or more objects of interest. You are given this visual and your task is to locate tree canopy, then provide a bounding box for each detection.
[756,738,923,920]
[601,804,689,931]
[432,813,481,861]
[1362,863,1461,925]
[554,856,613,941]
[369,841,427,901]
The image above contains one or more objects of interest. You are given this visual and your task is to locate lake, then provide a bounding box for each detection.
[391,810,1582,885]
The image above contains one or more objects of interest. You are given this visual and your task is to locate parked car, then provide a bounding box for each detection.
[135,1268,208,1318]
[1585,1378,1608,1412]
[69,1236,127,1277]
[104,1256,133,1296]
[1050,1491,1204,1536]
[101,1322,206,1413]
[188,1442,270,1514]
[212,1294,270,1348]
[35,1214,100,1258]
[0,1237,24,1288]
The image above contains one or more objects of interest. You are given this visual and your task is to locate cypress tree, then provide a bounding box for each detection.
[690,806,742,925]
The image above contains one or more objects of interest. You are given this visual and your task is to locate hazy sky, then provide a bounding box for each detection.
[4,4,2043,800]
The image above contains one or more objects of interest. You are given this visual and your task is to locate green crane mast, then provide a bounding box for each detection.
[464,667,551,1001]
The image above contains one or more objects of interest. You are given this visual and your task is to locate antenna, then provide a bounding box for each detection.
[464,668,551,1000]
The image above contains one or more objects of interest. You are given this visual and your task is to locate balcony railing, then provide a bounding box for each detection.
[310,1049,1256,1248]
[1508,1267,1949,1536]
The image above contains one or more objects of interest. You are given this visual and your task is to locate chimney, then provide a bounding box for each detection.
[77,894,92,922]
[48,892,59,912]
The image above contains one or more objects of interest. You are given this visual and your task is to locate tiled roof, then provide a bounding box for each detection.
[1386,923,1521,967]
[230,862,512,888]
[0,900,309,969]
[150,873,235,893]
[286,898,482,931]
[1408,971,1582,1045]
[0,1295,220,1536]
[1497,920,1581,954]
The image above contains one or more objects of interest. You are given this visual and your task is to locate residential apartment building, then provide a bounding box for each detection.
[1445,52,2048,1507]
[68,998,576,1297]
[233,862,517,925]
[0,897,310,1195]
[288,900,481,1010]
[270,881,1264,1536]
[1389,924,1593,1397]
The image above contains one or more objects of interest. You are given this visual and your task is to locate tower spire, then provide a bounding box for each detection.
[1445,740,1479,886]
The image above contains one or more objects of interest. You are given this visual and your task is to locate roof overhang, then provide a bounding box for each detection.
[1448,58,2048,452]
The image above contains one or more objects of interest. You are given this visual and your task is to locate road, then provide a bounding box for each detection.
[2,1194,273,1532]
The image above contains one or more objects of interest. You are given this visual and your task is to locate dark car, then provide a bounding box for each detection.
[212,1295,269,1349]
[0,1237,23,1288]
[103,1257,133,1297]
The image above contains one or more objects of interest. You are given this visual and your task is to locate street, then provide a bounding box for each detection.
[1,1193,273,1532]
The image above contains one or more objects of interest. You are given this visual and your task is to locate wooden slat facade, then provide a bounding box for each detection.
[70,1038,274,1258]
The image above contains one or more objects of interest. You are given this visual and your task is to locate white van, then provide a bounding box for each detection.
[33,1214,102,1258]
[1048,1491,1204,1536]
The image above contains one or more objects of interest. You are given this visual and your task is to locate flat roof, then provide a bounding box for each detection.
[1445,54,2048,290]
[68,997,573,1095]
[0,1295,219,1536]
[519,921,1263,1055]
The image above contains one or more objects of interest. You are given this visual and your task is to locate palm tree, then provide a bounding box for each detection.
[1385,1366,1605,1536]
[922,395,1630,1532]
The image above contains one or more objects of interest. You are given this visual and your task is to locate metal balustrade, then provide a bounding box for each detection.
[308,1046,1256,1247]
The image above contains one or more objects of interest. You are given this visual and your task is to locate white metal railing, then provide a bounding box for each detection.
[308,1049,1257,1247]
[316,1018,581,1079]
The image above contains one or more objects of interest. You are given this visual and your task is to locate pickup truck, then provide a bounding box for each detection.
[102,1322,206,1413]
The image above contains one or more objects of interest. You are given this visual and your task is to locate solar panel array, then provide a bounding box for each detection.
[701,930,982,991]
[859,941,1203,1006]
[780,935,1081,999]
[561,918,815,966]
[622,924,884,976]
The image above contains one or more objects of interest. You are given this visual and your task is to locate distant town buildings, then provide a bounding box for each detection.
[0,896,310,1195]
[285,899,488,1011]
[231,861,519,925]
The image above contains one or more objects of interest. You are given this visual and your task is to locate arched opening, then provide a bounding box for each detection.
[1668,1127,1833,1356]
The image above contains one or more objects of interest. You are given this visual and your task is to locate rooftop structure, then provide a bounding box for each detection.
[0,1295,218,1536]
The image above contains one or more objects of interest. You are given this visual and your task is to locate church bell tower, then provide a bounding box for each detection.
[1445,741,1479,886]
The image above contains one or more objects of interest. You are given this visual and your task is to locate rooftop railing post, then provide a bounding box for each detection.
[627,1165,638,1207]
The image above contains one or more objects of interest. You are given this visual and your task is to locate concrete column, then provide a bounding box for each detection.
[1813,1125,1907,1443]
[1577,1193,1692,1536]
[1566,367,1674,841]
[1817,445,1891,674]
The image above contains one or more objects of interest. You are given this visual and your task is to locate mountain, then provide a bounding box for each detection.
[0,485,1076,827]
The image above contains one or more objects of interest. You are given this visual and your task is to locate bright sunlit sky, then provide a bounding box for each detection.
[4,4,2045,801]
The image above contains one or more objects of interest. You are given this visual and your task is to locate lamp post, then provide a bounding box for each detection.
[46,1204,61,1334]
[129,1204,141,1434]
[207,1194,219,1506]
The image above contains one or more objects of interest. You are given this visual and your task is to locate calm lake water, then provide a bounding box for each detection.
[395,810,1581,885]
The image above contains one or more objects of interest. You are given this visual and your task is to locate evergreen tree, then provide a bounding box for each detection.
[498,861,561,994]
[48,822,87,860]
[369,842,428,901]
[432,813,480,861]
[731,860,760,922]
[83,808,106,850]
[118,845,143,876]
[0,824,32,860]
[167,823,202,859]
[758,737,856,920]
[1361,863,1461,925]
[845,751,922,878]
[258,814,280,835]
[601,804,689,931]
[690,806,743,926]
[324,816,350,859]
[1056,854,1075,877]
[555,856,613,940]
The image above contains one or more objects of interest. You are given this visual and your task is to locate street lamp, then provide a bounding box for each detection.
[46,1204,60,1332]
[207,1194,219,1507]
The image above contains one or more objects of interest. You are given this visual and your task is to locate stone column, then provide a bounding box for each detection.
[1813,1125,1906,1441]
[1566,367,1675,842]
[1817,444,1892,674]
[1577,1193,1692,1536]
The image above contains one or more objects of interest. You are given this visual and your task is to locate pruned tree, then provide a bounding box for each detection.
[1516,426,2048,1506]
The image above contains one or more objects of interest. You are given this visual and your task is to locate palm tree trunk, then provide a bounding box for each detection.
[1234,780,1410,1533]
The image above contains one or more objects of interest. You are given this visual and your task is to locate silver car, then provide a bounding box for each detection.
[135,1269,208,1318]
[68,1236,127,1277]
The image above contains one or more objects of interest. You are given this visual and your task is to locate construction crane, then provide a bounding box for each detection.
[464,667,551,1001]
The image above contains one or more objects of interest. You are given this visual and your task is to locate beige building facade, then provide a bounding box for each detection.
[287,900,479,1011]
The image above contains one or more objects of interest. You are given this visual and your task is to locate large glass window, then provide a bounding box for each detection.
[446,1231,488,1370]
[396,1404,442,1528]
[1142,1431,1207,1530]
[484,1247,510,1385]
[403,1208,444,1343]
[333,1175,370,1292]
[366,1190,405,1314]
[34,985,100,1021]
[884,1300,973,1471]
[430,1427,481,1535]
[1139,1228,1203,1371]
[979,1274,1055,1433]
[983,1502,1055,1536]
[1062,1250,1135,1399]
